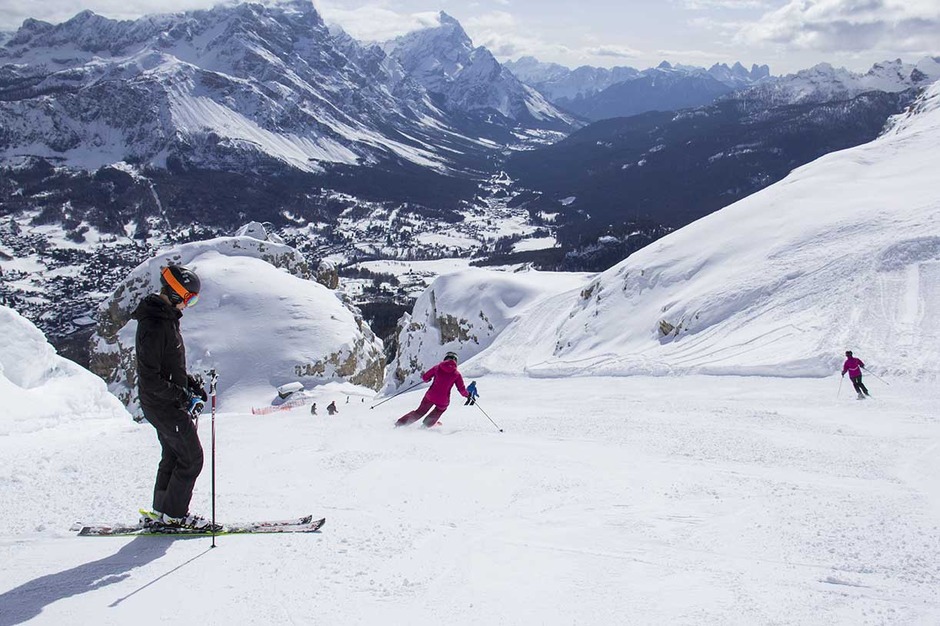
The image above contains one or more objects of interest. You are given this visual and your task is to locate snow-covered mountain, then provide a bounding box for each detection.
[565,63,739,120]
[0,1,464,174]
[741,57,940,106]
[507,57,772,101]
[504,56,640,103]
[90,228,385,414]
[395,79,940,383]
[0,2,572,178]
[383,13,575,134]
[505,57,770,118]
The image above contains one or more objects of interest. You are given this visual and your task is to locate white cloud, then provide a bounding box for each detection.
[656,48,742,63]
[313,1,441,42]
[682,0,768,9]
[738,0,940,53]
[0,0,220,29]
[586,45,643,59]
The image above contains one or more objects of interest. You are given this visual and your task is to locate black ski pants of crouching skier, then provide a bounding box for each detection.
[142,406,204,518]
[850,375,869,396]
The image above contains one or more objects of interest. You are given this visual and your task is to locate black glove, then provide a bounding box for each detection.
[188,374,208,402]
[187,394,205,420]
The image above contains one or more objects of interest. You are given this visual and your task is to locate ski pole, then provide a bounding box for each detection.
[837,375,843,398]
[863,367,890,386]
[472,400,503,433]
[208,368,218,548]
[370,380,424,409]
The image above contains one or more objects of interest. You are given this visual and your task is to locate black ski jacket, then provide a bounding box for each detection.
[132,294,190,414]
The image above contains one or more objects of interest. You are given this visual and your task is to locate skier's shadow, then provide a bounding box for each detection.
[0,536,205,626]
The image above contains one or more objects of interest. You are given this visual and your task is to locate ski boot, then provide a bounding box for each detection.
[163,513,223,531]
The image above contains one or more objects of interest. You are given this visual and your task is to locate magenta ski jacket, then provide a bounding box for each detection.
[421,359,469,408]
[842,356,865,377]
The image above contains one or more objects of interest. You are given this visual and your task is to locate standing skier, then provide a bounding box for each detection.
[396,351,469,428]
[133,265,214,530]
[842,350,870,399]
[327,401,338,415]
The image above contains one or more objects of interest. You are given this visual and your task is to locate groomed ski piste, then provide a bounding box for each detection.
[3,83,940,625]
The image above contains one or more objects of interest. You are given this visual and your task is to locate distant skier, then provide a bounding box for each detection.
[310,402,317,415]
[133,265,215,530]
[396,351,469,428]
[842,350,870,399]
[327,401,338,415]
[464,380,479,406]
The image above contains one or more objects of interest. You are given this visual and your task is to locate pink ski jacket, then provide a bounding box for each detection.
[422,359,468,408]
[842,356,865,378]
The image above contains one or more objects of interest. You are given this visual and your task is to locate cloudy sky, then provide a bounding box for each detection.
[2,0,938,74]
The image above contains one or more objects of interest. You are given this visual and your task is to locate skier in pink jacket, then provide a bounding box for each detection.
[396,351,469,428]
[842,350,870,399]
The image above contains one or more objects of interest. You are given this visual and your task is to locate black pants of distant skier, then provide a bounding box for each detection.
[396,398,446,427]
[142,405,204,518]
[850,375,869,397]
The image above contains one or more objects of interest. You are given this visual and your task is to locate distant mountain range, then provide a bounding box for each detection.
[505,58,770,120]
[505,56,940,121]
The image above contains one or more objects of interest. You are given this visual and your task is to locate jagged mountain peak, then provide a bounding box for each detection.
[391,10,472,51]
[383,13,574,131]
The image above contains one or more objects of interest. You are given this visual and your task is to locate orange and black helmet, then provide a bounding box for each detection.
[160,265,201,307]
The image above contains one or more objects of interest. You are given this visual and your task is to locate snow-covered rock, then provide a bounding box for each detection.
[233,221,284,244]
[90,235,385,414]
[385,267,589,389]
[0,305,128,435]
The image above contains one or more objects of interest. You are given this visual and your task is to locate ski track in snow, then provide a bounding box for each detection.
[1,376,939,625]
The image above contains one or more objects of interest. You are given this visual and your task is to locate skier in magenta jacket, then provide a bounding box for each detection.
[842,350,870,399]
[396,351,469,427]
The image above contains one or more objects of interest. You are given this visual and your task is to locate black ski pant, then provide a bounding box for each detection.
[850,375,869,396]
[142,405,204,518]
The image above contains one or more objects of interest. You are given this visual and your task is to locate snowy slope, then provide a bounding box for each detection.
[458,79,940,381]
[91,234,384,414]
[0,306,128,435]
[2,371,939,624]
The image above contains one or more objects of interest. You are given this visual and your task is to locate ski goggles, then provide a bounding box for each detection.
[161,267,200,308]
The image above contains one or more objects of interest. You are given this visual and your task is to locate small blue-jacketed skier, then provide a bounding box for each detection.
[464,381,479,406]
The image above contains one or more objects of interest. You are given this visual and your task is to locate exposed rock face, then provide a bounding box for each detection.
[316,260,340,290]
